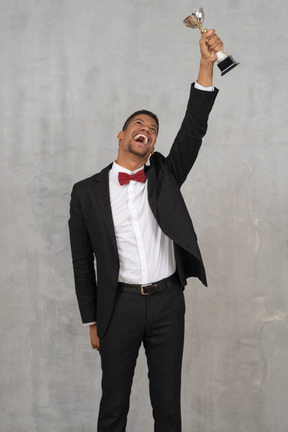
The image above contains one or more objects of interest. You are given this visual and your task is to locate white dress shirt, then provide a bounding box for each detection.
[110,162,176,284]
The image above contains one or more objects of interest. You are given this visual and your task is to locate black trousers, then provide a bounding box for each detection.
[97,280,185,432]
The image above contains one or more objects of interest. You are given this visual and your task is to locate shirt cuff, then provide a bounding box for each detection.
[195,81,214,92]
[83,322,96,326]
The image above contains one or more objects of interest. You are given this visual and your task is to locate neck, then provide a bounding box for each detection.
[115,155,147,172]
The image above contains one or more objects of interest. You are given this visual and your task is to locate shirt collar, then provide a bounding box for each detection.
[112,161,145,176]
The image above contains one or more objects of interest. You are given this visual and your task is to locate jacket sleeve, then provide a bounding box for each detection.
[166,83,218,187]
[68,184,97,323]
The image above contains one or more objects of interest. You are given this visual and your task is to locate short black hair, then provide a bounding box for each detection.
[122,109,159,133]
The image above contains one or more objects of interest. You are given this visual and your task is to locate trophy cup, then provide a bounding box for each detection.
[184,8,239,76]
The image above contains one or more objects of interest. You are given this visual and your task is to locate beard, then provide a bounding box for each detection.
[127,140,151,158]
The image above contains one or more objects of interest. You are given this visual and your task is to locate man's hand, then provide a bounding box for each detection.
[199,29,223,63]
[90,323,100,351]
[197,29,223,87]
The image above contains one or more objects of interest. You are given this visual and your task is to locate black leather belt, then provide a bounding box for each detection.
[118,273,179,296]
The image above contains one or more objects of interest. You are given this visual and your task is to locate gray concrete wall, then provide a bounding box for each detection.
[1,0,287,431]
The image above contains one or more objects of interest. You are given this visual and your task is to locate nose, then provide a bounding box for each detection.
[141,125,150,134]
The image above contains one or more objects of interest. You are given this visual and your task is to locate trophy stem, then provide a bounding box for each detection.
[216,51,227,63]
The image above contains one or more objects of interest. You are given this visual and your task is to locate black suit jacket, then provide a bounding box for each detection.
[69,84,218,337]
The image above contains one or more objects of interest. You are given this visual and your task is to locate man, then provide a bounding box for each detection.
[69,29,223,432]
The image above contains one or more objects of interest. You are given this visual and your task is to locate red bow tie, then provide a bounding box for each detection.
[118,169,146,186]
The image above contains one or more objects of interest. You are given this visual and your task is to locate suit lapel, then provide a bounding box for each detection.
[92,164,119,257]
[145,164,158,220]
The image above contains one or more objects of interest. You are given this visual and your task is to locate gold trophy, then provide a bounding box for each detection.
[184,8,239,76]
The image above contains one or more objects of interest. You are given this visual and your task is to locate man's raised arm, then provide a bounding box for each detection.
[166,30,223,186]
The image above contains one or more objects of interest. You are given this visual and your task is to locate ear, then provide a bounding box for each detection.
[117,130,124,140]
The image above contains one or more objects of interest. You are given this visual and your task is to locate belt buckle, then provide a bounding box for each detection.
[140,283,153,295]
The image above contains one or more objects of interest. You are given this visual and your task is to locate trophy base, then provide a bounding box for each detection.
[217,55,239,76]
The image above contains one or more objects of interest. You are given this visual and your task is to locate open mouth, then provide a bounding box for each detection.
[133,133,150,146]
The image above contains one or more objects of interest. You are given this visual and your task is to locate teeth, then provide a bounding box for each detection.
[134,133,148,145]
